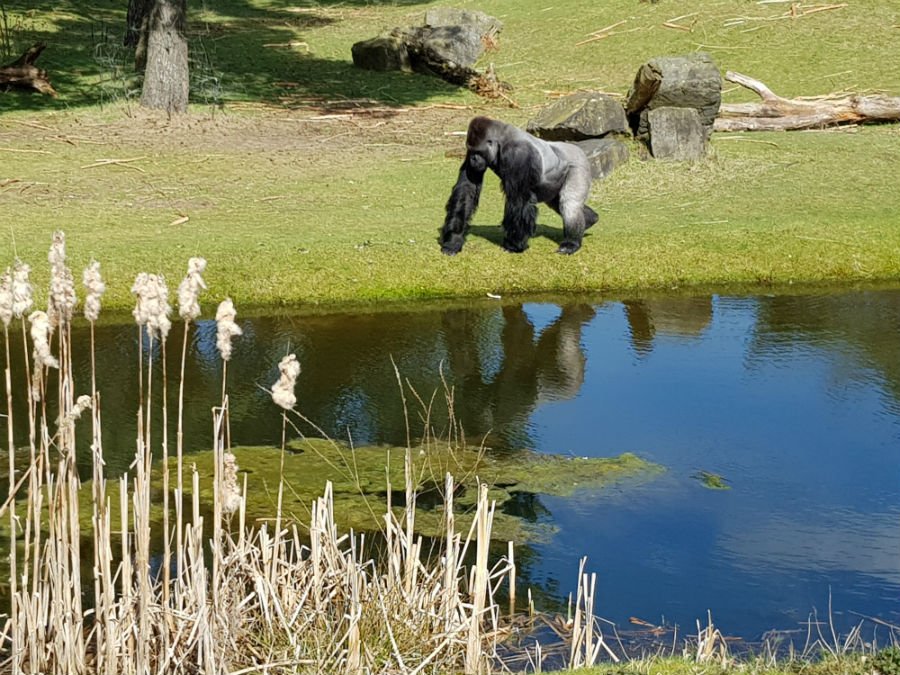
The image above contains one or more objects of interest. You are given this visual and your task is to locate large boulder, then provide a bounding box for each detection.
[647,107,707,160]
[424,8,503,36]
[351,8,503,88]
[572,138,630,179]
[526,92,629,141]
[351,34,411,72]
[402,24,486,70]
[625,52,721,141]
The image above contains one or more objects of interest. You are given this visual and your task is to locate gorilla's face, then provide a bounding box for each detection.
[466,117,499,171]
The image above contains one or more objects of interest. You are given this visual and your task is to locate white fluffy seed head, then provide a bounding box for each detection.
[57,394,93,431]
[47,230,77,329]
[132,272,172,341]
[221,452,242,515]
[215,298,242,361]
[12,260,33,319]
[0,268,12,328]
[178,256,207,322]
[82,260,106,323]
[29,310,59,370]
[271,353,301,410]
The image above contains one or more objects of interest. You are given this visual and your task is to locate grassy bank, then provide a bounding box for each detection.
[0,0,898,309]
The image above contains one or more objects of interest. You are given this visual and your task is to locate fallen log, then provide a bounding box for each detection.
[0,43,58,97]
[714,71,900,131]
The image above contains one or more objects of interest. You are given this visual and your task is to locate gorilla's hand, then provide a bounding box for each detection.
[557,241,582,255]
[468,153,487,173]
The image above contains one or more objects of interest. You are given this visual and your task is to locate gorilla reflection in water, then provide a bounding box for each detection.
[440,304,596,448]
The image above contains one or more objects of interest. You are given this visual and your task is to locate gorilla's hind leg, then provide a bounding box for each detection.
[584,205,599,230]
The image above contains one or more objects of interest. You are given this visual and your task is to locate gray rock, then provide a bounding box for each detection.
[424,8,503,36]
[527,92,629,141]
[572,138,630,179]
[350,35,411,72]
[403,24,485,69]
[625,53,721,140]
[647,107,707,160]
[350,8,503,88]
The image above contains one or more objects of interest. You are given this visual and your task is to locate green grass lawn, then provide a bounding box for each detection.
[1,0,898,311]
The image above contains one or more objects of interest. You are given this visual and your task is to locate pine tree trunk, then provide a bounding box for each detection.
[140,0,189,114]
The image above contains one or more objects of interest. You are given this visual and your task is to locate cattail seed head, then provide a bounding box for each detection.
[271,353,301,410]
[82,260,106,323]
[29,310,58,401]
[58,394,93,431]
[0,268,12,329]
[12,260,33,319]
[132,272,172,341]
[215,298,242,361]
[178,257,207,322]
[29,310,59,370]
[47,230,77,329]
[221,452,242,515]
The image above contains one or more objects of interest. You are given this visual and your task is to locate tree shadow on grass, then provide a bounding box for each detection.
[0,0,462,114]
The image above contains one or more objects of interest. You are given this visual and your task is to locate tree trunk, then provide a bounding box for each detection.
[140,0,189,114]
[714,71,900,132]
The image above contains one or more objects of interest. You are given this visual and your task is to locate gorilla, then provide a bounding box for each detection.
[440,116,598,255]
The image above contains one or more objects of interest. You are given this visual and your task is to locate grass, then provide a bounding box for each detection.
[0,0,899,309]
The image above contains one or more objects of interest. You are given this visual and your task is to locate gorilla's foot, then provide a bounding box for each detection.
[557,241,582,255]
[502,240,529,253]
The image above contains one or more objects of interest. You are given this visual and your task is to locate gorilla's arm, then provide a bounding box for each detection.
[498,141,540,253]
[441,156,486,256]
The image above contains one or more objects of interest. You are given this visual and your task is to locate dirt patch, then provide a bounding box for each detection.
[1,101,481,163]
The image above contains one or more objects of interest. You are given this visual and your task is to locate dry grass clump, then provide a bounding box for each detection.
[0,232,615,674]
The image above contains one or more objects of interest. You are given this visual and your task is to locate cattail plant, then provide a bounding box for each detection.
[174,257,207,606]
[3,243,542,675]
[81,259,114,669]
[130,271,172,674]
[269,352,300,585]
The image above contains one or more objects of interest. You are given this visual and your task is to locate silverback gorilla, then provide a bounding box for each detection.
[440,116,597,255]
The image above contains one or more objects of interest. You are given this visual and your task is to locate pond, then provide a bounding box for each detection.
[3,287,900,642]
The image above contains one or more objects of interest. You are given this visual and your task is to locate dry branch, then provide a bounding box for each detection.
[714,71,900,131]
[0,43,57,97]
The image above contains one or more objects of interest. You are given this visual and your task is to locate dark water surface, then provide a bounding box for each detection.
[5,288,900,640]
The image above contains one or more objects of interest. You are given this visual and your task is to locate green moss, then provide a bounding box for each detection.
[694,470,731,490]
[95,439,662,543]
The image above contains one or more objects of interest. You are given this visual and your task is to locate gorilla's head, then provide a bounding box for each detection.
[466,116,499,171]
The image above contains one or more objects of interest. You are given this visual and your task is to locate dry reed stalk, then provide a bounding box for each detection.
[1,269,19,673]
[466,482,493,675]
[507,541,516,616]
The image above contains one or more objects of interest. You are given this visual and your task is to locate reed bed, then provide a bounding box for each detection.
[0,233,611,674]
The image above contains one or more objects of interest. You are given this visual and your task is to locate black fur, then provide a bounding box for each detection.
[441,116,596,255]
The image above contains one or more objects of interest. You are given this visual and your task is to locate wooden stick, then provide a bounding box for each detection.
[80,156,147,171]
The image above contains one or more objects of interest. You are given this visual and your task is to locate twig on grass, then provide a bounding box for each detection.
[81,156,147,172]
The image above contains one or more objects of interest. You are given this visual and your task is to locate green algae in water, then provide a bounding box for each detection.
[694,470,731,490]
[92,439,663,543]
